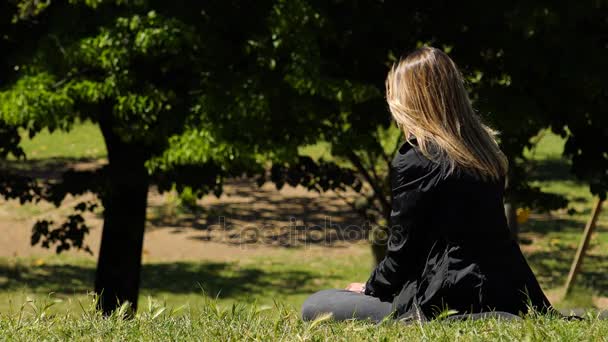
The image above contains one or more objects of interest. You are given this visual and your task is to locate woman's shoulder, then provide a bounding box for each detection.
[392,140,504,184]
[391,140,503,191]
[391,141,442,192]
[392,141,436,173]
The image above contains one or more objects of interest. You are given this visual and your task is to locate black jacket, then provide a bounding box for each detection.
[364,141,552,320]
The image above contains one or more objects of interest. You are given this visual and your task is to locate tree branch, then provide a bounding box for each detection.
[346,150,391,218]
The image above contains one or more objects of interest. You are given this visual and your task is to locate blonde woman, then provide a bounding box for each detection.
[301,47,552,322]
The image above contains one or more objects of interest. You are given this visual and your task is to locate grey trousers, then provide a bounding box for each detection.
[301,289,393,323]
[301,289,527,323]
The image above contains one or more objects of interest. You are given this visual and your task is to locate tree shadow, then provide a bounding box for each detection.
[526,244,608,297]
[0,157,105,182]
[140,262,325,299]
[519,216,588,236]
[0,263,93,294]
[527,158,573,182]
[146,179,370,248]
[0,261,329,299]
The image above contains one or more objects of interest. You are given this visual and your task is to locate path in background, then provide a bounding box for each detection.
[0,174,367,262]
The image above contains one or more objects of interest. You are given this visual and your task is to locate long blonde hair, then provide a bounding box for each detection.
[385,46,508,180]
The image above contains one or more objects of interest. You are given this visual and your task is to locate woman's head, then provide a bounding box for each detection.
[385,46,508,180]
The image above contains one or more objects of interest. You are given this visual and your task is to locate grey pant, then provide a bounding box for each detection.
[301,289,527,323]
[301,289,393,322]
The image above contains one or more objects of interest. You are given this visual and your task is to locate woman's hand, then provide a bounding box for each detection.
[345,282,366,293]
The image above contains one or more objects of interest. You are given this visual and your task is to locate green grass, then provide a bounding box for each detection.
[517,129,608,307]
[18,121,106,160]
[1,299,607,341]
[1,252,608,341]
[0,249,371,315]
[525,130,567,161]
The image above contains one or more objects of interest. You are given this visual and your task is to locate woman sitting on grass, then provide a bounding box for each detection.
[302,47,552,322]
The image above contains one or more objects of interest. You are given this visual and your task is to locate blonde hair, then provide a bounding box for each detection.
[386,46,508,180]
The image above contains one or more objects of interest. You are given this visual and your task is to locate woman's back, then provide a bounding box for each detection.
[384,143,552,319]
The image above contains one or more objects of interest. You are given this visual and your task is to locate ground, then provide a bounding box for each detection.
[1,124,607,340]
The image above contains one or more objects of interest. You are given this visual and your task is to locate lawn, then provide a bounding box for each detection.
[1,297,607,341]
[0,248,372,314]
[0,123,607,340]
[16,121,106,160]
[2,252,608,341]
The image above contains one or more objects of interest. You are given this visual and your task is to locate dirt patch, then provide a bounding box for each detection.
[0,172,369,262]
[593,296,608,310]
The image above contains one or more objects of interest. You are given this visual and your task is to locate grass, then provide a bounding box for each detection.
[1,124,607,340]
[17,121,106,160]
[1,299,607,341]
[0,249,371,314]
[519,129,608,304]
[0,298,601,341]
[2,251,608,341]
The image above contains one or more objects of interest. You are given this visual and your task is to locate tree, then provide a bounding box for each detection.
[0,0,289,314]
[1,0,353,314]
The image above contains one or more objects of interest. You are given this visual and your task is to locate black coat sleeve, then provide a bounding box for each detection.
[364,188,424,300]
[364,146,433,300]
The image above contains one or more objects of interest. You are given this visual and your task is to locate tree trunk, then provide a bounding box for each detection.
[370,202,391,267]
[95,118,149,315]
[369,156,392,266]
[370,225,388,265]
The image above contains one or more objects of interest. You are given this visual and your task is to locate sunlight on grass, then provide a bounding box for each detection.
[298,141,332,161]
[18,121,106,160]
[524,129,567,161]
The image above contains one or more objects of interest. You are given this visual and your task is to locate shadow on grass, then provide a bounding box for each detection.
[0,261,328,299]
[526,243,608,297]
[519,216,587,235]
[528,158,573,182]
[0,157,106,181]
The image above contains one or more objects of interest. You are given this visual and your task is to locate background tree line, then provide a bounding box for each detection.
[1,0,606,314]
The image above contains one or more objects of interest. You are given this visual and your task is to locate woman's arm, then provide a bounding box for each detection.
[363,142,435,300]
[364,187,424,300]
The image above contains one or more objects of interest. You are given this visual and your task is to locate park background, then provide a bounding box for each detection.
[1,0,607,340]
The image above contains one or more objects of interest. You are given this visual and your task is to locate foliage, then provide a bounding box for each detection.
[31,201,98,254]
[0,121,24,159]
[0,0,285,246]
[0,0,273,312]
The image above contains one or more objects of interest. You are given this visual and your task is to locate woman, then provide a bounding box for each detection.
[301,47,552,322]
